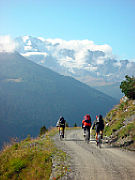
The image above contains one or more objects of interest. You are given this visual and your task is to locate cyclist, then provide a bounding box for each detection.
[82,114,91,142]
[92,114,104,141]
[56,116,66,138]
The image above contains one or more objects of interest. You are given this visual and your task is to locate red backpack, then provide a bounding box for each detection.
[83,114,91,127]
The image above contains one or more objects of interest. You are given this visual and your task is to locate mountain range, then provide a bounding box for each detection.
[0,52,117,149]
[15,36,135,99]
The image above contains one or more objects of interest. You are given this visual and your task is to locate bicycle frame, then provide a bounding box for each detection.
[84,128,90,144]
[59,127,64,140]
[96,132,102,148]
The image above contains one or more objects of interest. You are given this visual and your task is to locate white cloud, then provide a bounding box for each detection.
[46,38,112,56]
[38,37,46,41]
[96,57,105,65]
[21,52,48,57]
[45,38,113,69]
[126,62,133,69]
[85,65,97,71]
[0,35,17,52]
[130,58,135,62]
[75,49,88,66]
[27,40,32,46]
[113,61,122,67]
[24,46,32,50]
[42,38,114,71]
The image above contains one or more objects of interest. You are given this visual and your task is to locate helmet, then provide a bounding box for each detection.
[99,114,103,120]
[60,116,64,120]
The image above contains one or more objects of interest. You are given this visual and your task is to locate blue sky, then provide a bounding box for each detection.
[0,0,135,60]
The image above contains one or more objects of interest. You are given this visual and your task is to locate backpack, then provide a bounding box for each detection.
[59,117,65,127]
[96,115,104,129]
[83,114,91,127]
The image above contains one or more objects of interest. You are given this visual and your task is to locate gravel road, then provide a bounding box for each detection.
[53,129,135,180]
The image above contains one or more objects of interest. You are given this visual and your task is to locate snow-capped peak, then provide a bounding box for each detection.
[22,35,29,43]
[14,36,135,84]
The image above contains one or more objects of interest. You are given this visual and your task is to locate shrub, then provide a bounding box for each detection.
[66,122,69,127]
[10,158,27,173]
[120,75,135,100]
[40,125,47,136]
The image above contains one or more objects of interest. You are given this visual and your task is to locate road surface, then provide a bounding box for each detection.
[52,129,135,180]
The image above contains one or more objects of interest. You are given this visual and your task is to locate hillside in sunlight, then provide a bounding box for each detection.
[0,128,69,180]
[104,97,135,150]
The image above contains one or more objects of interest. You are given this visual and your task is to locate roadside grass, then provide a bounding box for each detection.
[104,99,135,149]
[118,121,135,139]
[0,128,69,180]
[104,118,124,137]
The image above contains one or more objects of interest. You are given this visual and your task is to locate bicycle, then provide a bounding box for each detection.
[83,128,90,144]
[96,132,102,148]
[59,127,64,140]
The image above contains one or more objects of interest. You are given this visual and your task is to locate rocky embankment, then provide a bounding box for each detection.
[104,97,135,150]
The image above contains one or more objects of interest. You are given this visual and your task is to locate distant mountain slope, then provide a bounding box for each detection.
[0,52,117,148]
[93,82,124,99]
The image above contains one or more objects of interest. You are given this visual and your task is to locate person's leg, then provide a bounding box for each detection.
[63,127,65,138]
[96,128,100,141]
[84,127,86,135]
[87,127,90,141]
[100,130,103,139]
[96,132,98,140]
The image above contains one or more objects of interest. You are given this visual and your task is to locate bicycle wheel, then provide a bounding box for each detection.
[97,134,102,148]
[85,129,89,144]
[60,134,63,140]
[59,127,63,140]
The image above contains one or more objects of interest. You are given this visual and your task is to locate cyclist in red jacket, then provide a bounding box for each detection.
[82,114,91,142]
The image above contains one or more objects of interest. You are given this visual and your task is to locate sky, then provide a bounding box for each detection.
[0,0,135,60]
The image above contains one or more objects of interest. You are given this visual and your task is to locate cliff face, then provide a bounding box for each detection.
[104,97,135,150]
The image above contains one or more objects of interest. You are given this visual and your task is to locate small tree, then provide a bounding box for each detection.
[120,75,135,100]
[66,122,69,127]
[40,125,47,136]
[74,123,77,127]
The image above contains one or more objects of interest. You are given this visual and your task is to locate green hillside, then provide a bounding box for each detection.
[0,128,69,180]
[104,97,135,150]
[0,52,117,149]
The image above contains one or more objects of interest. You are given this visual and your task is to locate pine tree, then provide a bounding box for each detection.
[120,75,135,100]
[40,126,47,136]
[66,122,69,127]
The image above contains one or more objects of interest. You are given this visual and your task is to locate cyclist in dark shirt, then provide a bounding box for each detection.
[92,114,104,140]
[56,116,66,138]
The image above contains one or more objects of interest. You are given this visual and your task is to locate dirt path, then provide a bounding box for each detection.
[52,129,135,180]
